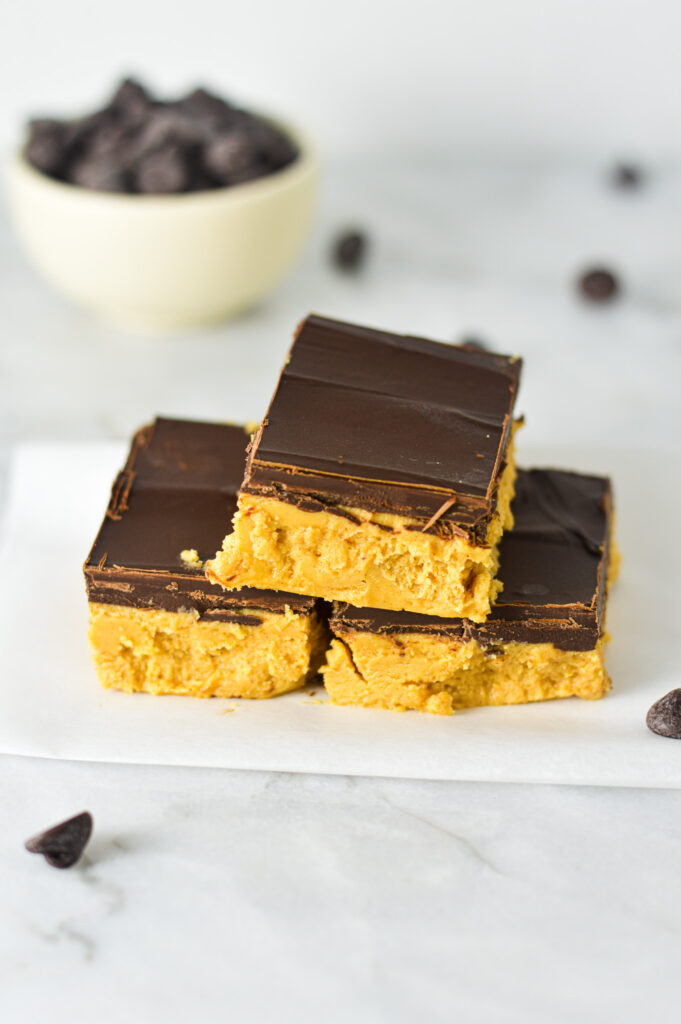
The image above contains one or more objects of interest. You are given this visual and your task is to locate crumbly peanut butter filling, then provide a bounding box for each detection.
[88,602,326,699]
[321,632,610,716]
[208,438,517,622]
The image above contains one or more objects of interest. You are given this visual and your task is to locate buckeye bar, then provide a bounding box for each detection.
[208,315,522,621]
[84,418,325,699]
[321,469,615,714]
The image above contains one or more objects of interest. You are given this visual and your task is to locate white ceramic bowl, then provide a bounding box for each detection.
[5,121,318,332]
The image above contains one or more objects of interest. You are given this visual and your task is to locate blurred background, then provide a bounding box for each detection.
[4,0,681,158]
[1,0,680,485]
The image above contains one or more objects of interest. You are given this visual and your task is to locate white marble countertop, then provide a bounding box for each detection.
[1,156,681,1021]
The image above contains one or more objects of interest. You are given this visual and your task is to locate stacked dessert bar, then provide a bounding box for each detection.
[84,418,327,698]
[84,315,614,713]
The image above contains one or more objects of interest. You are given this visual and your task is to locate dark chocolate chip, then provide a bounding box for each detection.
[88,122,135,160]
[333,231,368,271]
[263,137,298,170]
[25,119,67,174]
[24,80,297,194]
[109,78,152,119]
[177,88,235,126]
[646,689,681,738]
[69,157,128,192]
[223,161,271,185]
[248,121,298,169]
[203,130,258,183]
[578,267,620,302]
[65,112,114,154]
[135,143,189,194]
[612,163,643,189]
[25,811,93,869]
[188,169,220,192]
[130,115,175,157]
[128,110,205,164]
[27,117,62,139]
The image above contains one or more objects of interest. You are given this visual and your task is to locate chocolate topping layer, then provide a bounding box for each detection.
[330,469,612,651]
[84,418,315,621]
[243,315,522,540]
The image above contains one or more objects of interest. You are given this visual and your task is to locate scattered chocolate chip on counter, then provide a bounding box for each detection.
[24,78,298,195]
[611,163,643,189]
[578,267,620,303]
[333,230,368,271]
[646,689,681,739]
[24,811,93,869]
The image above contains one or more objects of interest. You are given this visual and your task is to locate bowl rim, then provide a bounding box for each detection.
[9,115,319,208]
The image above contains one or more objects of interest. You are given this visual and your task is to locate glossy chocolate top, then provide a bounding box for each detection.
[243,315,522,539]
[84,418,315,621]
[330,469,612,651]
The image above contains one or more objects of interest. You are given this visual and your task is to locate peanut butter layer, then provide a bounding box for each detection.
[207,315,522,620]
[209,443,517,621]
[321,467,614,714]
[89,603,326,699]
[321,635,610,715]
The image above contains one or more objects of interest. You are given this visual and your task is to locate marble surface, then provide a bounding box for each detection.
[1,156,681,1021]
[4,761,681,1023]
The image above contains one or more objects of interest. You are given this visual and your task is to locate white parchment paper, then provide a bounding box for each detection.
[0,442,679,787]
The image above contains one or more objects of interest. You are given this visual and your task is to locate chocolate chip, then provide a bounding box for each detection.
[578,267,620,302]
[177,87,235,126]
[188,168,220,192]
[88,123,130,157]
[69,157,128,192]
[248,121,298,170]
[223,161,271,185]
[25,811,93,869]
[646,689,681,738]
[25,119,67,175]
[109,78,152,120]
[125,112,200,169]
[203,130,257,183]
[132,111,203,162]
[24,79,298,194]
[333,231,368,271]
[135,143,189,194]
[28,117,62,139]
[66,112,113,152]
[612,163,643,189]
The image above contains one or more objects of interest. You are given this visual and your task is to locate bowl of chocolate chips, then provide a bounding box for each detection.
[6,79,318,331]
